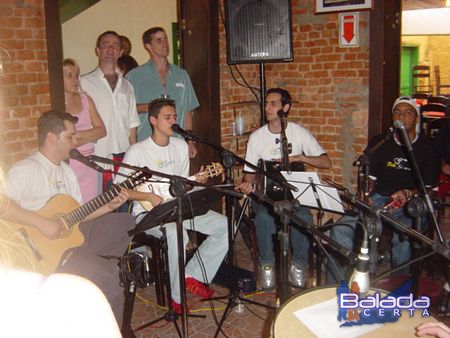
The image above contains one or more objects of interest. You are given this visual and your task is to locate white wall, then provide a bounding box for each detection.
[402,8,450,36]
[62,0,177,74]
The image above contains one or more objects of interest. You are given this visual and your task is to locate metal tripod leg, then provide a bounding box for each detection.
[209,196,276,338]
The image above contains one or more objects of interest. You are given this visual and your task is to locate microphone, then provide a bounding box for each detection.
[172,124,206,144]
[348,236,370,297]
[69,149,104,172]
[353,126,394,167]
[394,120,405,130]
[394,119,414,152]
[277,110,286,118]
[172,124,193,141]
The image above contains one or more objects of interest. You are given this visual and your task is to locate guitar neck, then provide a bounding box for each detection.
[62,179,133,226]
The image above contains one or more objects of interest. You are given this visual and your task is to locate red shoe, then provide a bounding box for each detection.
[171,300,190,315]
[185,277,214,299]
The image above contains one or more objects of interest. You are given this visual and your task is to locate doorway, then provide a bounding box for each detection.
[400,46,419,96]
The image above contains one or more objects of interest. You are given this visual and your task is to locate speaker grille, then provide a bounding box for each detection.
[226,0,293,64]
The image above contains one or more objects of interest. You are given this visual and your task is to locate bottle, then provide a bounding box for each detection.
[235,113,244,135]
[231,121,236,136]
[234,298,244,314]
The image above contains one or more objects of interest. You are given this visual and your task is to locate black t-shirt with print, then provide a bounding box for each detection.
[367,133,440,196]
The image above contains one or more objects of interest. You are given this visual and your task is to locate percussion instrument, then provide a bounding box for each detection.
[255,160,305,201]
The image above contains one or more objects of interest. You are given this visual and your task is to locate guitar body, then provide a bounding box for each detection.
[11,170,150,275]
[13,195,83,275]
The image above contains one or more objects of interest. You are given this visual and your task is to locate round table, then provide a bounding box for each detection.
[273,286,437,338]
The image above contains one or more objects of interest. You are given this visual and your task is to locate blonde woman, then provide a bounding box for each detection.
[63,58,106,201]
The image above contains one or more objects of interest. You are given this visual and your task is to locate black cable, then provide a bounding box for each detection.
[185,189,223,327]
[119,251,151,289]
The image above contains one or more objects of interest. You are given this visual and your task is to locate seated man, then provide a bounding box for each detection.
[5,111,134,326]
[238,88,331,289]
[328,96,440,283]
[115,98,228,313]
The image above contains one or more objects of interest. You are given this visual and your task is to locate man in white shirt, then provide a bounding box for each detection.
[81,30,140,190]
[5,110,134,327]
[238,88,331,289]
[115,98,228,314]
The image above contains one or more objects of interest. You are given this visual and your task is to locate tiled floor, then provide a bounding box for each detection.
[127,230,298,338]
[126,215,450,338]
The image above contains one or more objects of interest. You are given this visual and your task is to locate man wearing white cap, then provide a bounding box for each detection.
[328,96,440,282]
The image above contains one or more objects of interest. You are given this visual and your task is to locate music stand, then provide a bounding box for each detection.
[279,172,348,286]
[280,171,344,215]
[131,187,224,234]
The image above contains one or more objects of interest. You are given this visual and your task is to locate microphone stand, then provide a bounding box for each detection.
[353,128,393,275]
[338,188,450,260]
[88,156,219,338]
[173,129,298,194]
[251,191,359,269]
[277,112,292,304]
[394,121,444,243]
[348,217,371,296]
[172,129,279,337]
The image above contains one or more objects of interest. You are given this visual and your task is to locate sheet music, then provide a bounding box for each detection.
[281,171,344,213]
[294,298,383,338]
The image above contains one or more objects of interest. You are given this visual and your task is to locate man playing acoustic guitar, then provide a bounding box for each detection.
[115,98,228,314]
[5,110,134,327]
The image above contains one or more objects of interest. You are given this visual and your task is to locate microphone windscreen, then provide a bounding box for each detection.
[172,124,182,132]
[394,120,404,129]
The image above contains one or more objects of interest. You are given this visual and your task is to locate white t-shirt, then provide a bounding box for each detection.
[80,67,140,157]
[6,152,83,210]
[0,267,121,338]
[244,122,326,172]
[114,136,189,217]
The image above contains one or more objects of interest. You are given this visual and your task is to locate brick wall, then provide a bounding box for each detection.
[0,0,50,169]
[219,0,370,189]
[0,0,371,190]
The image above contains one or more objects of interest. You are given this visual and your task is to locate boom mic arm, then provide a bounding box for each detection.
[171,124,205,143]
[69,149,104,172]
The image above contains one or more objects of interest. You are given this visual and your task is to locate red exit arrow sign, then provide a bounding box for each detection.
[339,12,359,47]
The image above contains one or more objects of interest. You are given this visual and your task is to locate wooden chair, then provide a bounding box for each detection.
[420,95,449,137]
[434,65,450,97]
[121,233,167,337]
[412,65,432,95]
[411,93,431,106]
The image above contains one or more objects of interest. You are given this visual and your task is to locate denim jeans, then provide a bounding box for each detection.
[252,201,312,269]
[327,193,415,283]
[144,210,228,304]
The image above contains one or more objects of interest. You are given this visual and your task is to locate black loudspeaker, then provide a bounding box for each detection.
[225,0,293,64]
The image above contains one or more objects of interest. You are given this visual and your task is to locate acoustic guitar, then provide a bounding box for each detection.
[136,162,224,211]
[13,170,150,275]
